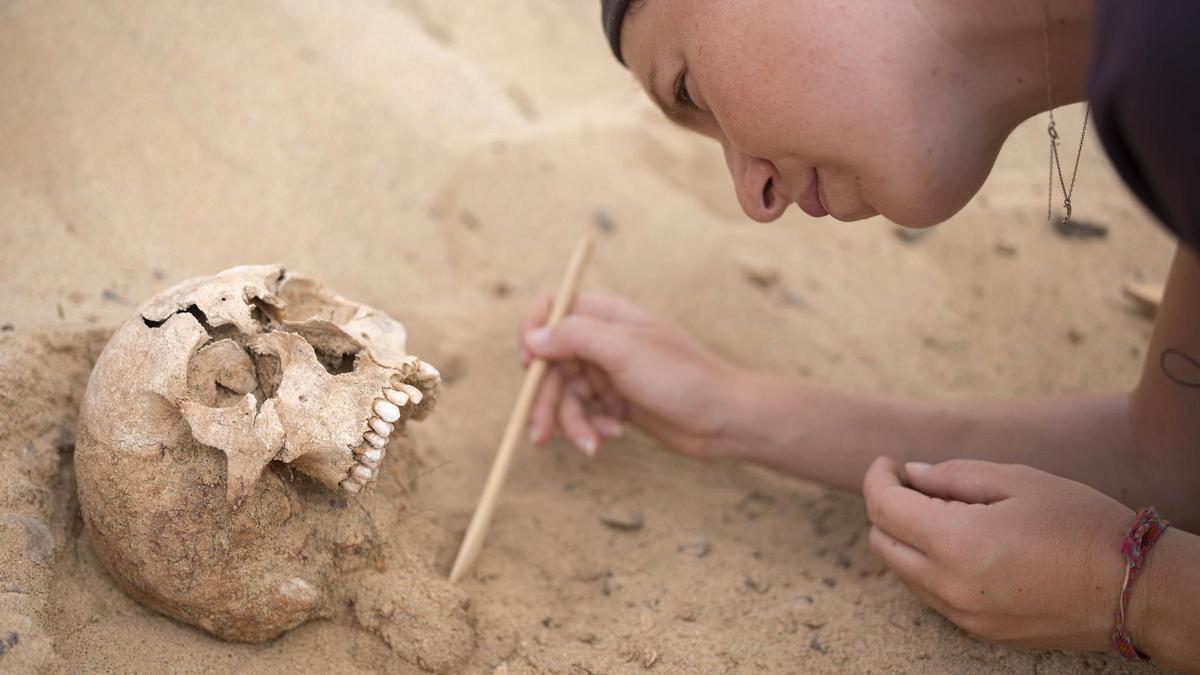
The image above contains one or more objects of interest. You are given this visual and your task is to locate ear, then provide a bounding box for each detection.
[181,394,285,509]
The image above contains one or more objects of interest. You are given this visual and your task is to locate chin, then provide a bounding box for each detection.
[831,205,881,223]
[877,180,982,228]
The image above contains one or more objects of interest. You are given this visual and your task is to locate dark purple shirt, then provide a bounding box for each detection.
[1089,0,1200,250]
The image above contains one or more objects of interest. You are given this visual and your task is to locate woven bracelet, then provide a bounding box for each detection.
[1111,505,1169,661]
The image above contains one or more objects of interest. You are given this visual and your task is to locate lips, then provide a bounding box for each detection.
[797,169,829,218]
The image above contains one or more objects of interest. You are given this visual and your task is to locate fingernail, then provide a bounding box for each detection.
[529,426,539,445]
[526,327,552,349]
[596,419,623,438]
[905,462,932,475]
[575,436,597,457]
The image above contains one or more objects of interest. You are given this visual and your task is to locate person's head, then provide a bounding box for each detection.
[602,0,1028,227]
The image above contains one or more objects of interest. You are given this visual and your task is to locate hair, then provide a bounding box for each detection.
[601,0,647,65]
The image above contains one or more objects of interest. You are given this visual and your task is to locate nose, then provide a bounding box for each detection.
[722,142,788,223]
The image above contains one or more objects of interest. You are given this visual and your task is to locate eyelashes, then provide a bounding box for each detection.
[673,69,695,109]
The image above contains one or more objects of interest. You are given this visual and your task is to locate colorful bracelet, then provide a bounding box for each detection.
[1111,506,1169,661]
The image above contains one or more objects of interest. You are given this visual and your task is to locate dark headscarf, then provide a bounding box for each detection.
[601,0,634,65]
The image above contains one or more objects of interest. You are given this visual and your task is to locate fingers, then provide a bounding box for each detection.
[530,363,627,455]
[520,293,644,455]
[524,316,633,376]
[585,364,626,420]
[519,293,554,367]
[530,366,563,445]
[863,456,953,555]
[868,525,932,590]
[520,293,655,365]
[903,459,1018,505]
[558,387,598,457]
[590,414,624,439]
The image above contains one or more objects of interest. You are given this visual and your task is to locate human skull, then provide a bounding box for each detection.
[92,264,438,505]
[74,265,450,644]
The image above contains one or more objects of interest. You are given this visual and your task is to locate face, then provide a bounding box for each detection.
[621,0,1011,227]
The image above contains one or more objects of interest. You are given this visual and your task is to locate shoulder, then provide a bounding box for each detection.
[1089,0,1200,248]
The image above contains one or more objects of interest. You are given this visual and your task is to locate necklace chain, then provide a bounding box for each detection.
[1042,0,1089,225]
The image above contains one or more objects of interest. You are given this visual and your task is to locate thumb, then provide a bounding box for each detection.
[904,459,1018,505]
[524,316,633,374]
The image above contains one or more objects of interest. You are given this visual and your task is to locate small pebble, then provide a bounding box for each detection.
[739,261,781,289]
[0,631,19,656]
[593,207,617,233]
[1053,217,1108,239]
[101,288,130,305]
[1,513,55,565]
[993,241,1018,257]
[677,537,711,558]
[600,505,644,532]
[744,575,772,594]
[894,226,929,243]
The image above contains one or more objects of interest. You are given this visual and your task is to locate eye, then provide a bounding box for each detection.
[673,69,696,109]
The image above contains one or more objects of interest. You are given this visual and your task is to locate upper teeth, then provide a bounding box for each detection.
[384,388,409,407]
[399,383,423,405]
[417,361,440,383]
[369,417,394,436]
[345,381,427,493]
[373,399,401,423]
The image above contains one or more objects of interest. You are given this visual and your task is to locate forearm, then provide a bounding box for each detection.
[1131,527,1200,671]
[726,373,1200,526]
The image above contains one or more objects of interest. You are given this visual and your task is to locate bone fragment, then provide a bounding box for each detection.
[181,395,286,508]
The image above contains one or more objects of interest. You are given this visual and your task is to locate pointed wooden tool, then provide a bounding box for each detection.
[449,237,594,583]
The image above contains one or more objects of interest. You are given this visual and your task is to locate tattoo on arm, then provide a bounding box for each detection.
[1160,348,1200,389]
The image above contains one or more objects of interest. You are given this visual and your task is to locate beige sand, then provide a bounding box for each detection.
[0,0,1174,672]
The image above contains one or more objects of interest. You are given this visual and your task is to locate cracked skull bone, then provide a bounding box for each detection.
[74,265,442,641]
[87,265,438,506]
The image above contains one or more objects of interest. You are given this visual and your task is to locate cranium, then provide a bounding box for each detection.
[73,265,467,657]
[108,264,438,506]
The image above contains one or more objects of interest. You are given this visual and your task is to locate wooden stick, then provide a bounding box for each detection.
[449,237,595,583]
[1123,281,1164,315]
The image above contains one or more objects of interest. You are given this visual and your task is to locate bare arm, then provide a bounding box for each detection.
[726,244,1200,529]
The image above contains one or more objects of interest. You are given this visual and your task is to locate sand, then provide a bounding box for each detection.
[0,0,1176,672]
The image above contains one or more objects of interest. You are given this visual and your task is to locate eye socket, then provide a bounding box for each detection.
[673,69,696,109]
